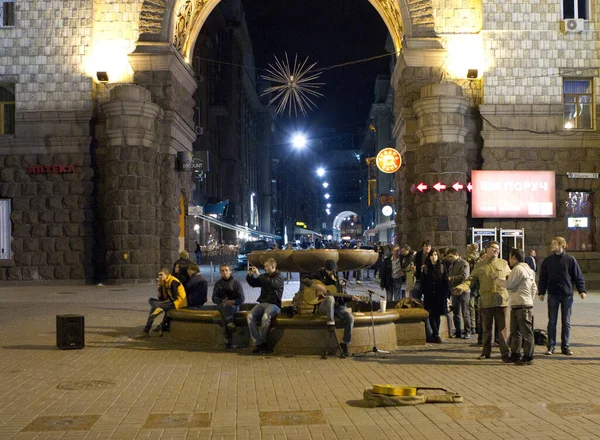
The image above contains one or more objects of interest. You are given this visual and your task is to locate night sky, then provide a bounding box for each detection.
[240,0,391,134]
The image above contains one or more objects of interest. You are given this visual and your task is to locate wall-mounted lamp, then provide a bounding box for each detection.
[466,69,478,79]
[96,71,109,82]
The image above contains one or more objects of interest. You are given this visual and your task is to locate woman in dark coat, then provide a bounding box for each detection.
[422,248,450,343]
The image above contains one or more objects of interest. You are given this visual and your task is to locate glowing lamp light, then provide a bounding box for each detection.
[381,205,393,216]
[323,182,329,188]
[291,133,307,149]
[445,34,484,79]
[193,224,200,232]
[564,121,574,129]
[324,193,330,199]
[316,167,325,177]
[326,203,331,208]
[87,39,134,83]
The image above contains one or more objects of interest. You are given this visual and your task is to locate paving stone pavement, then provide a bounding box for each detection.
[1,278,600,440]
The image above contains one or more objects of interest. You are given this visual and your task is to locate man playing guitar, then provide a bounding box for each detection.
[308,259,360,357]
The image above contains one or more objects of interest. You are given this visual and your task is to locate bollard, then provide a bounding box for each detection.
[210,262,214,283]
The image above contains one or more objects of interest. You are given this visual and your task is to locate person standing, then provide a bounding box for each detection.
[525,249,537,273]
[410,240,432,301]
[422,249,451,343]
[454,241,512,360]
[213,264,245,349]
[400,245,416,296]
[380,245,403,301]
[246,258,284,354]
[498,249,537,365]
[194,241,202,265]
[447,248,471,339]
[538,236,586,356]
[465,244,481,342]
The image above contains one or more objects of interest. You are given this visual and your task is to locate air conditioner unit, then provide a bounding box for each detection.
[195,126,204,135]
[562,18,584,33]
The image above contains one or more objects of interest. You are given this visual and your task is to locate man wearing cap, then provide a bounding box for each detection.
[309,259,359,357]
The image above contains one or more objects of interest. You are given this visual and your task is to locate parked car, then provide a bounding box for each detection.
[237,240,270,269]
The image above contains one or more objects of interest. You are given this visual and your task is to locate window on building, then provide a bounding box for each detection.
[566,192,595,251]
[0,199,11,260]
[0,85,15,134]
[563,79,593,130]
[562,0,589,19]
[0,0,15,27]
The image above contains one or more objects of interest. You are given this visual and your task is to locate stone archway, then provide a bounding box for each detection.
[137,0,436,60]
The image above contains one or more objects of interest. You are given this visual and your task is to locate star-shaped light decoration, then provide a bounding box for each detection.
[260,53,325,116]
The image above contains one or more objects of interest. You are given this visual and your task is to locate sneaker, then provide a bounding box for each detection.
[226,322,237,332]
[545,349,554,355]
[251,344,263,354]
[340,342,349,357]
[477,354,490,360]
[433,336,443,343]
[149,308,164,319]
[327,320,335,326]
[462,333,471,339]
[562,348,574,356]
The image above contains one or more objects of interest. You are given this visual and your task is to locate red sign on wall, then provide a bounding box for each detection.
[27,164,76,175]
[472,170,556,218]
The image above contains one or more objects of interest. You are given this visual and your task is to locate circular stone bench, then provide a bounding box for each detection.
[168,306,428,354]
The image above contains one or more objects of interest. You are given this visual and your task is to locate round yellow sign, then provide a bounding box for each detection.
[376,148,402,173]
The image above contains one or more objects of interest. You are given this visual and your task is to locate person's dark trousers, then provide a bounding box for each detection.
[217,303,240,341]
[481,306,509,357]
[386,278,403,301]
[428,312,441,338]
[452,292,471,337]
[411,281,423,301]
[547,294,573,351]
[510,307,534,359]
[144,298,175,332]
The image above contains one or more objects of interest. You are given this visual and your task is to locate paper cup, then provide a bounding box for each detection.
[380,300,387,312]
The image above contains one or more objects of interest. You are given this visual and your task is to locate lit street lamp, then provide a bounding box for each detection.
[316,167,325,177]
[292,133,307,149]
[322,182,329,188]
[324,193,330,199]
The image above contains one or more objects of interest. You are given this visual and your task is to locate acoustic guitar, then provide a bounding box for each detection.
[303,279,368,305]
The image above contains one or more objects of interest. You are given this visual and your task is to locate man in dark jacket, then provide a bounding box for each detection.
[409,240,432,300]
[246,258,284,354]
[447,248,471,339]
[538,236,586,356]
[185,263,208,309]
[213,264,245,348]
[380,245,403,301]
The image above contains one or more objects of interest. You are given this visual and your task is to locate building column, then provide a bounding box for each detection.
[100,85,163,282]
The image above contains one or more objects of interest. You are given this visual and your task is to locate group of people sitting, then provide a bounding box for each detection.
[138,251,360,357]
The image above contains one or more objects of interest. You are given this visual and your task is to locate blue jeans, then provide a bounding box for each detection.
[547,294,573,351]
[217,302,239,341]
[318,296,355,344]
[247,303,280,346]
[386,278,403,301]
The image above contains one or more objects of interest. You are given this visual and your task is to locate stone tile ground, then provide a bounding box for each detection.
[1,277,600,439]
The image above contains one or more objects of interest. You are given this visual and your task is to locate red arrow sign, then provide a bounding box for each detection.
[452,181,464,192]
[433,182,446,192]
[416,182,428,192]
[467,182,473,192]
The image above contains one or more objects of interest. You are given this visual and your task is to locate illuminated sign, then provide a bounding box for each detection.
[379,194,395,205]
[27,164,75,174]
[568,217,589,228]
[296,222,307,228]
[376,148,402,173]
[472,170,556,218]
[178,151,209,172]
[433,182,446,192]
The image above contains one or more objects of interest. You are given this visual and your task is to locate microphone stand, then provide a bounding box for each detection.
[353,289,389,358]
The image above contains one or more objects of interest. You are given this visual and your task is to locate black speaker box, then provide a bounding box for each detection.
[56,315,85,350]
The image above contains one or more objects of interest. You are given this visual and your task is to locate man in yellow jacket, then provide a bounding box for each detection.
[454,241,511,361]
[140,268,187,336]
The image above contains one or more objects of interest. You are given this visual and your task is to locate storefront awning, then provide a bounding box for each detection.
[363,220,395,236]
[196,213,281,239]
[294,226,322,238]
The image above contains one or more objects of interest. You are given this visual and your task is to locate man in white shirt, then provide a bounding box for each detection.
[499,249,538,365]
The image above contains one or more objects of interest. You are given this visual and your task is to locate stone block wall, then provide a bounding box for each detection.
[482,0,600,104]
[0,153,97,281]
